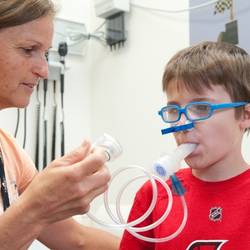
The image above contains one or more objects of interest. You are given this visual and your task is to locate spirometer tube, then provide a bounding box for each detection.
[87,134,197,243]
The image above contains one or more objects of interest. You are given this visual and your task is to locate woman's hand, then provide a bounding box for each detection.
[17,141,110,227]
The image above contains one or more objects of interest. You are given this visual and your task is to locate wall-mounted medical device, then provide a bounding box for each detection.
[52,17,87,57]
[94,0,129,18]
[94,0,130,50]
[47,17,86,81]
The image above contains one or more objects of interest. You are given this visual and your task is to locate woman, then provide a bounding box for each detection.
[0,1,120,249]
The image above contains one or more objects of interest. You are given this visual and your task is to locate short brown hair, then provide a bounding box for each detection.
[162,41,250,130]
[0,0,56,29]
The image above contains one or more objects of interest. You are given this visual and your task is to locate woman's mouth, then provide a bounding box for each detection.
[22,82,36,88]
[21,82,36,93]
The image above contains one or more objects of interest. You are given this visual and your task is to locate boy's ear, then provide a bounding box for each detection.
[239,103,250,130]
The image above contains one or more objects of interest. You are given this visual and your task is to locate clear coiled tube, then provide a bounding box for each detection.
[87,134,196,242]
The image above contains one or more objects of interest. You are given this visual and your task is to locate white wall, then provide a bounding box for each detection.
[86,0,190,235]
[89,1,189,203]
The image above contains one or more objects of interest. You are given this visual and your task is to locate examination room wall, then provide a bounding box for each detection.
[85,0,190,236]
[89,0,189,206]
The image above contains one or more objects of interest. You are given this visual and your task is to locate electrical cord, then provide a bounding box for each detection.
[14,108,20,138]
[54,1,220,48]
[56,19,108,48]
[43,78,48,169]
[22,108,27,149]
[14,108,27,149]
[66,30,107,47]
[51,80,57,161]
[58,42,68,157]
[35,84,41,170]
[131,0,219,13]
[94,20,107,33]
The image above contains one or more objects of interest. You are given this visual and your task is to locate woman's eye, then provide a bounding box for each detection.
[22,47,34,55]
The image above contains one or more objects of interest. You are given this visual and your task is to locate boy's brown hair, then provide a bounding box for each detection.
[162,41,250,128]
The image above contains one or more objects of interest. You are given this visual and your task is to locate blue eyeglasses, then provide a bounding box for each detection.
[158,101,248,123]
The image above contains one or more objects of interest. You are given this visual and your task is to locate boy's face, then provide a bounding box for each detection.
[166,81,247,178]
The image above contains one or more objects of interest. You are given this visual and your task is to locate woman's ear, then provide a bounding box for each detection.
[239,104,250,131]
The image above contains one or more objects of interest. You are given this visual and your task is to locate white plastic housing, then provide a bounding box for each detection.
[93,133,123,161]
[94,0,130,18]
[153,143,197,179]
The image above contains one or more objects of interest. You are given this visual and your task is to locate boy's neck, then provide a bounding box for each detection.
[191,154,250,182]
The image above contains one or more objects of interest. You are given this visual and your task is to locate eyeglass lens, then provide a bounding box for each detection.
[186,103,211,120]
[164,103,212,122]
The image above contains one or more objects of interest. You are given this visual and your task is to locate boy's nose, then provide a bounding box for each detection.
[175,112,189,126]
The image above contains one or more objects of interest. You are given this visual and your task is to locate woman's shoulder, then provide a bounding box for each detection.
[0,127,18,146]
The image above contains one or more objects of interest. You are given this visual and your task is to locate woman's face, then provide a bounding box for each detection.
[0,15,54,109]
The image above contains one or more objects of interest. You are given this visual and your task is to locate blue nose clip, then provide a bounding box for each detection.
[161,122,194,135]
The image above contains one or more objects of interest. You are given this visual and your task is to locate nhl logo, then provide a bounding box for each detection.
[209,207,222,222]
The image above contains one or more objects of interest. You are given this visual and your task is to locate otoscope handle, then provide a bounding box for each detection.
[51,106,57,161]
[58,42,68,57]
[43,120,47,168]
[35,104,40,169]
[60,121,65,156]
[60,74,64,94]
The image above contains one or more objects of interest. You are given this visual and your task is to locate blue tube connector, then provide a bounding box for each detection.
[153,143,197,181]
[170,174,185,196]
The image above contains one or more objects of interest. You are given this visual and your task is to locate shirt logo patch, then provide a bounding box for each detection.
[209,207,222,222]
[186,240,228,250]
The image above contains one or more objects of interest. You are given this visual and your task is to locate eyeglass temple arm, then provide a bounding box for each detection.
[212,102,247,111]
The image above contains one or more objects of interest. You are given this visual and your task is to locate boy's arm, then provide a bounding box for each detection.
[38,218,120,250]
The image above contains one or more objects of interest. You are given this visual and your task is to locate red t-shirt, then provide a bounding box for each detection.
[119,168,250,250]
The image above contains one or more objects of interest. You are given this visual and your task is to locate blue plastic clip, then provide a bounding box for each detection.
[170,174,185,196]
[161,122,194,135]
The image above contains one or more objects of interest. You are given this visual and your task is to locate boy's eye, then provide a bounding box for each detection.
[190,104,210,115]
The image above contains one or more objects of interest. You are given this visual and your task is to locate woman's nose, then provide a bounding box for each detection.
[32,55,49,79]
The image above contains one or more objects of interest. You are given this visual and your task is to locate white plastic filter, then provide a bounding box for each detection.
[93,133,123,161]
[153,143,197,180]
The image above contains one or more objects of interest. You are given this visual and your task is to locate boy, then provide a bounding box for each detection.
[119,41,250,249]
